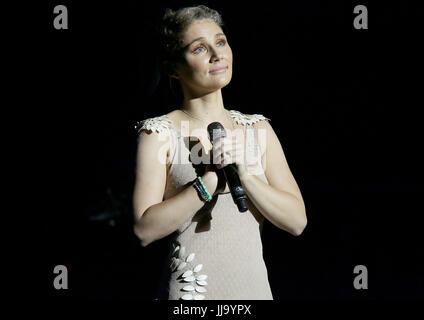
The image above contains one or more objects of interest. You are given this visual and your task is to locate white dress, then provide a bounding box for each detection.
[136,109,273,300]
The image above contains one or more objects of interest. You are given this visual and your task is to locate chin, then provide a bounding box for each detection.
[210,76,232,90]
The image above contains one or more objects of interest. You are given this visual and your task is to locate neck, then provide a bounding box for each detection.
[181,90,226,122]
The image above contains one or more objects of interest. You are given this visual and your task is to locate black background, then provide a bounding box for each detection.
[43,0,423,301]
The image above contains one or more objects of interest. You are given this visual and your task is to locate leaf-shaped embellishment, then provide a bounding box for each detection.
[193,264,203,272]
[182,285,195,292]
[172,246,180,257]
[195,286,207,293]
[170,258,180,272]
[186,253,195,262]
[194,294,205,300]
[178,246,186,259]
[196,274,207,281]
[182,270,193,278]
[183,276,196,282]
[196,280,208,286]
[229,110,270,126]
[135,115,172,134]
[181,294,193,300]
[177,261,187,271]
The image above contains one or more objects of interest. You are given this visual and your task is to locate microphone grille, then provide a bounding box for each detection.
[207,122,226,142]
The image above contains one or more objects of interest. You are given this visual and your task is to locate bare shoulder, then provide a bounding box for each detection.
[166,109,181,119]
[135,112,174,135]
[135,112,177,165]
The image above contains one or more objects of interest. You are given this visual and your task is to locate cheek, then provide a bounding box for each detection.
[225,46,233,62]
[185,57,208,74]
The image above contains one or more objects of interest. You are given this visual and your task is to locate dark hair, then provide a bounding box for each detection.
[158,5,225,77]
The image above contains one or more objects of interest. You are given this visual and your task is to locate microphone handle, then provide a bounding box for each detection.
[222,164,248,212]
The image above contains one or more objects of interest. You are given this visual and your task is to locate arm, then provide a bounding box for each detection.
[133,130,220,247]
[214,120,307,236]
[240,120,307,236]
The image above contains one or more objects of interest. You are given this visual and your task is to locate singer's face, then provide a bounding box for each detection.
[174,19,233,97]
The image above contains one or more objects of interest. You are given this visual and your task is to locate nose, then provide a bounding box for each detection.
[210,47,222,62]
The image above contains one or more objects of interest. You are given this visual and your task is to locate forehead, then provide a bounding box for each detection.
[182,19,223,44]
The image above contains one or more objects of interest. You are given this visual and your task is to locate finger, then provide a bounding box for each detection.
[214,138,237,158]
[213,141,224,155]
[214,144,232,159]
[216,152,231,168]
[221,137,232,148]
[213,147,224,160]
[234,150,245,164]
[232,151,242,164]
[225,144,242,159]
[216,157,228,169]
[215,137,235,151]
[220,143,234,154]
[213,151,226,165]
[222,153,232,165]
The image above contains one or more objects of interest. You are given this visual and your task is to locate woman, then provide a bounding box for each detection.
[133,5,306,300]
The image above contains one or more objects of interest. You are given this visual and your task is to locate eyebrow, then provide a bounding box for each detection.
[184,33,226,48]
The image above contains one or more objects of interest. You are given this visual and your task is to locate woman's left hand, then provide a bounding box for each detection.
[212,134,248,179]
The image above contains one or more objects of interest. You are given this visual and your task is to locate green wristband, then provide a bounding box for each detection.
[193,176,212,201]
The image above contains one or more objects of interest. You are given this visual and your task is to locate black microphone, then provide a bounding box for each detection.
[207,122,248,212]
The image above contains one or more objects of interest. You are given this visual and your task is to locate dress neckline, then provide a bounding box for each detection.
[165,109,240,137]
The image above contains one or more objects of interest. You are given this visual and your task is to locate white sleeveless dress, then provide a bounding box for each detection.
[135,109,274,300]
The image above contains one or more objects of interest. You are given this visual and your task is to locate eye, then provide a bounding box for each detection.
[193,46,205,54]
[192,39,226,54]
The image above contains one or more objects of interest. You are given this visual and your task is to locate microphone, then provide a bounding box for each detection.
[207,122,248,212]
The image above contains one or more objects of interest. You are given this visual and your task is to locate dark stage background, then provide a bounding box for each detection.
[44,1,423,300]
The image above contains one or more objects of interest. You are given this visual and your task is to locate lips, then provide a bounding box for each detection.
[209,66,228,74]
